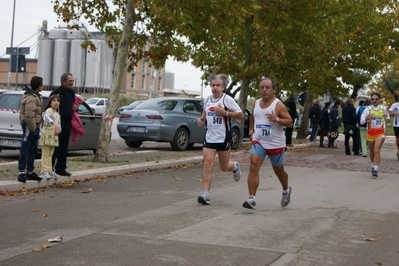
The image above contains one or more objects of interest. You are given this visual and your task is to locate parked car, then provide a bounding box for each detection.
[117,100,144,114]
[0,90,103,154]
[86,97,108,115]
[117,97,243,151]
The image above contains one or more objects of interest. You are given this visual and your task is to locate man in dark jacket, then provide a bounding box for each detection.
[309,99,321,141]
[328,101,340,148]
[284,94,298,146]
[17,76,44,183]
[342,98,359,155]
[50,73,77,176]
[318,102,331,148]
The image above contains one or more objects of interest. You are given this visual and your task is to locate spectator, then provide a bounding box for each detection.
[309,99,321,142]
[342,98,360,155]
[328,101,340,148]
[50,73,78,177]
[17,76,44,183]
[357,99,371,157]
[284,94,298,147]
[39,95,61,180]
[318,102,331,148]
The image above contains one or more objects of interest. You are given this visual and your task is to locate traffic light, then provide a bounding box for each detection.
[10,55,26,72]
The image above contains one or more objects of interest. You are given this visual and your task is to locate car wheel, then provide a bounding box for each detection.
[170,127,189,151]
[125,140,143,148]
[231,127,240,150]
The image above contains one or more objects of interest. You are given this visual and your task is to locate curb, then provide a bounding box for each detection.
[0,155,205,192]
[0,142,318,193]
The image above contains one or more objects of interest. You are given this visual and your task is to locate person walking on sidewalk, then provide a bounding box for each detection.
[242,77,292,210]
[342,98,360,155]
[17,76,44,183]
[318,102,331,148]
[357,99,371,157]
[389,100,399,161]
[360,92,391,178]
[50,73,77,177]
[196,73,243,205]
[39,95,61,180]
[309,99,321,142]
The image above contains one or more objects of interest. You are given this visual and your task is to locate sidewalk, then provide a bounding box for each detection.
[1,135,397,193]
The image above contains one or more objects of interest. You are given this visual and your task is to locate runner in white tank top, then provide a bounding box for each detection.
[242,77,293,210]
[196,74,244,205]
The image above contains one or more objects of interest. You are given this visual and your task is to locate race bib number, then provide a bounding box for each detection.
[255,124,271,141]
[371,117,382,128]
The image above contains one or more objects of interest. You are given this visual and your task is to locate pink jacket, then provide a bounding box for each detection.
[71,97,85,144]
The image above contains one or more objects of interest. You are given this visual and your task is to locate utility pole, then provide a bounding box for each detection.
[7,0,16,90]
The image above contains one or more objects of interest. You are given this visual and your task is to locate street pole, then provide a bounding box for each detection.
[7,0,16,90]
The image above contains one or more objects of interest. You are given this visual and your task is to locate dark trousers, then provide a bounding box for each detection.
[328,128,338,147]
[309,123,318,141]
[285,126,293,145]
[319,128,328,147]
[52,123,71,172]
[345,132,359,155]
[18,121,40,172]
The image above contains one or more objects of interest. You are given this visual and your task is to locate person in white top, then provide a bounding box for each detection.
[389,100,399,161]
[196,74,244,205]
[243,77,293,210]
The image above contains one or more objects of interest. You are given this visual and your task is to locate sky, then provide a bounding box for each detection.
[0,0,211,97]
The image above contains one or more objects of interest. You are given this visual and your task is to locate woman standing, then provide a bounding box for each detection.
[196,74,244,205]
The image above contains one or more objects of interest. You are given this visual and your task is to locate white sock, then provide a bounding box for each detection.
[374,166,379,171]
[283,187,290,194]
[249,195,255,201]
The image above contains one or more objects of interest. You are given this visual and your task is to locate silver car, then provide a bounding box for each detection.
[117,97,243,151]
[0,90,103,154]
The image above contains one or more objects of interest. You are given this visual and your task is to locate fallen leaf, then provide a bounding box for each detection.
[32,209,38,212]
[198,178,203,182]
[42,244,51,249]
[173,176,181,181]
[32,248,41,252]
[363,237,378,242]
[43,213,48,217]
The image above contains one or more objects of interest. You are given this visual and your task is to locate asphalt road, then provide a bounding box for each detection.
[1,144,399,266]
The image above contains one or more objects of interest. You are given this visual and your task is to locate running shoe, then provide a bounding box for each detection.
[242,197,256,210]
[197,194,211,205]
[371,169,378,178]
[281,186,292,207]
[233,161,241,181]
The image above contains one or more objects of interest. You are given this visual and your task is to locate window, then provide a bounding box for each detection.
[141,75,146,89]
[130,74,135,88]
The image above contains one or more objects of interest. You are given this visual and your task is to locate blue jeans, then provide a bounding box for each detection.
[18,121,40,172]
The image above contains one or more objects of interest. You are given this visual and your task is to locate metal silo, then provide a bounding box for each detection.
[102,42,114,91]
[37,39,54,87]
[85,39,103,91]
[52,39,70,87]
[69,39,86,90]
[49,28,67,39]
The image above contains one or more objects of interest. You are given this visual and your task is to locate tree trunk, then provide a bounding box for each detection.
[94,0,135,162]
[296,89,313,139]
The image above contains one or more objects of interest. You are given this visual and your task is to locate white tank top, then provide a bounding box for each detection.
[252,98,285,149]
[204,94,231,143]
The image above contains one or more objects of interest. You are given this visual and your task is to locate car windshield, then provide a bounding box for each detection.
[86,98,99,104]
[136,99,178,111]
